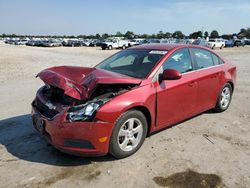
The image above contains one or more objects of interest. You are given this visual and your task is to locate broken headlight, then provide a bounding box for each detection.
[66,101,103,122]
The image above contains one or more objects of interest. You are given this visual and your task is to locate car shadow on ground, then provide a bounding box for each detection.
[0,114,115,166]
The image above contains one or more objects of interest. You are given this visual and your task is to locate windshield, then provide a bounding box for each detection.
[96,49,167,79]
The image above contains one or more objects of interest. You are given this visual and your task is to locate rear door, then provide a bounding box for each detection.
[190,48,222,112]
[156,48,199,128]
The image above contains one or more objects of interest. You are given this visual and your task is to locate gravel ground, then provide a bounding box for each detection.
[0,43,250,188]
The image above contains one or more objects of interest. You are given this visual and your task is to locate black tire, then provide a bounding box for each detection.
[108,45,113,50]
[109,110,148,159]
[122,45,126,49]
[214,83,232,112]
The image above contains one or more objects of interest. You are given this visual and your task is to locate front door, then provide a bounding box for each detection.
[156,48,198,128]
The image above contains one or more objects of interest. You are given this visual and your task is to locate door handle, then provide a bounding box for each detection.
[211,73,221,78]
[188,81,196,87]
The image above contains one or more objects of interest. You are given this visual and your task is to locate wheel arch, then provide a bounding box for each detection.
[227,81,234,92]
[126,105,152,136]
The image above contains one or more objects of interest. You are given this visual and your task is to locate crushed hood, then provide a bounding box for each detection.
[37,66,141,100]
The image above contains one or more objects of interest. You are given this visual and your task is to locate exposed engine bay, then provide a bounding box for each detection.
[41,83,136,105]
[33,83,137,121]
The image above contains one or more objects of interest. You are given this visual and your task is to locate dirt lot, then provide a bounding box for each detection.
[0,43,250,188]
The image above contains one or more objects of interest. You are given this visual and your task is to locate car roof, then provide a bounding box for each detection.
[129,43,192,51]
[129,43,215,53]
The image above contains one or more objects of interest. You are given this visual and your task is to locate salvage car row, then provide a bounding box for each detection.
[2,37,250,50]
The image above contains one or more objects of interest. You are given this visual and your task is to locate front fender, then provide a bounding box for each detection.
[95,83,156,126]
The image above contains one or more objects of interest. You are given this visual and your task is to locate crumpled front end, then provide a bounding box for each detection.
[37,66,141,101]
[31,86,114,156]
[32,66,140,156]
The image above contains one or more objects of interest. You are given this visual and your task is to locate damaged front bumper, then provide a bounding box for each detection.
[31,103,113,156]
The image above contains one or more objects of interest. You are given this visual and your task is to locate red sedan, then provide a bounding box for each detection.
[31,44,236,158]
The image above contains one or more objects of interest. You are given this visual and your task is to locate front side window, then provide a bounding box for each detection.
[96,49,166,78]
[192,48,214,69]
[163,48,193,73]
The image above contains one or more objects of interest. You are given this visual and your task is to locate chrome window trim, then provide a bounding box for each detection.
[152,63,224,83]
[182,63,224,75]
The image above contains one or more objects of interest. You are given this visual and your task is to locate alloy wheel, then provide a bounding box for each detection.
[220,86,231,108]
[117,118,143,152]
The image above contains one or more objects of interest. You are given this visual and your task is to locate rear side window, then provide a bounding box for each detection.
[192,48,214,69]
[211,54,220,65]
[163,48,193,73]
[212,53,225,65]
[219,58,224,64]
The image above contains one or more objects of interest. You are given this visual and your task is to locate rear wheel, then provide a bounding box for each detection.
[214,83,232,112]
[109,110,147,159]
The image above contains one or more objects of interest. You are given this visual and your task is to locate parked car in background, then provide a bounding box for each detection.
[5,39,17,44]
[128,39,145,47]
[207,38,225,49]
[26,40,37,46]
[233,39,245,47]
[225,40,234,48]
[82,40,91,46]
[89,39,104,47]
[62,40,86,47]
[42,39,62,47]
[32,44,236,158]
[146,39,161,44]
[32,40,44,47]
[138,39,161,45]
[14,39,29,45]
[244,39,250,45]
[192,38,208,47]
[101,38,129,50]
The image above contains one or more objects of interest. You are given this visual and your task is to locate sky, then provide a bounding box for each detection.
[0,0,249,36]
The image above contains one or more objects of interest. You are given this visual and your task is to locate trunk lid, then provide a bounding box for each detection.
[37,66,141,100]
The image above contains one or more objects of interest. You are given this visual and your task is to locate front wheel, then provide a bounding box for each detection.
[214,83,232,112]
[109,110,148,158]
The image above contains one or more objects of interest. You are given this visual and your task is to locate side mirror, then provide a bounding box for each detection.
[162,69,182,80]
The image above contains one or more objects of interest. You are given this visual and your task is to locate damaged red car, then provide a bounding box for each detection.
[32,44,236,158]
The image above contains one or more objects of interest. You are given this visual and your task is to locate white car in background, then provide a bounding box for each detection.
[128,38,145,47]
[207,38,225,49]
[101,38,129,50]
